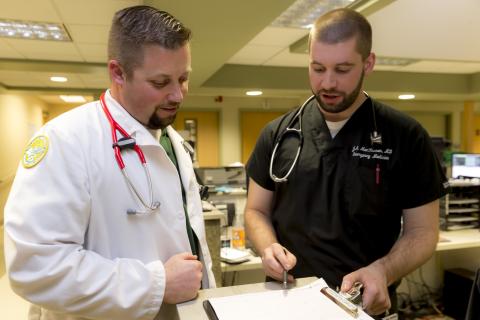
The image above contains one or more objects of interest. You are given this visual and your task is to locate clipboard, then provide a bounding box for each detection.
[201,278,374,320]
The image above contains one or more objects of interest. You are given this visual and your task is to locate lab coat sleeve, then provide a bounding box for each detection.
[4,124,164,320]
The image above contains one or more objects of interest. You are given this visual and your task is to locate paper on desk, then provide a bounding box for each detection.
[208,278,374,320]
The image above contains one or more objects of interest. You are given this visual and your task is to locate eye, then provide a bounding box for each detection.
[336,68,350,74]
[313,67,325,73]
[336,66,353,74]
[150,80,169,88]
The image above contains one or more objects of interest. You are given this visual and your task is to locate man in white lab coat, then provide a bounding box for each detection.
[4,5,215,320]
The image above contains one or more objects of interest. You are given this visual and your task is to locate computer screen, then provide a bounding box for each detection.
[451,153,480,178]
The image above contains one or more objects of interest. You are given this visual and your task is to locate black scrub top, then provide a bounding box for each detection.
[247,97,448,288]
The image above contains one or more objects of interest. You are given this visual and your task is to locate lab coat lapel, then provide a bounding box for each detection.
[104,91,160,147]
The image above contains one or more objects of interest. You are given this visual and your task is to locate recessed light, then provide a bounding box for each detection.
[246,90,263,96]
[50,76,67,83]
[60,95,86,103]
[398,94,415,100]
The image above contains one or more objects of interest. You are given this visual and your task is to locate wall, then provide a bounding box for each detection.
[174,110,220,167]
[0,93,47,275]
[182,95,303,165]
[0,93,47,225]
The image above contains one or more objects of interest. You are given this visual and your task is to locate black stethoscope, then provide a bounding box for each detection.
[269,92,382,183]
[100,93,160,215]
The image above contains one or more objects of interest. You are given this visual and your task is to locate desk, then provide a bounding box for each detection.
[220,229,480,284]
[221,256,262,272]
[177,277,316,320]
[437,229,480,251]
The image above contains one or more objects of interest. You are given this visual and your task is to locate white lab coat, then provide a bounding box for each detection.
[4,90,215,320]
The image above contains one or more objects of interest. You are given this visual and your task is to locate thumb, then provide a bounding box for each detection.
[341,275,355,292]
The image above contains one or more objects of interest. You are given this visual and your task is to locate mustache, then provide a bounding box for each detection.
[158,102,180,109]
[317,90,343,95]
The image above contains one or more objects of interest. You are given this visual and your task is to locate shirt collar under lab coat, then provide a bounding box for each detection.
[103,90,161,147]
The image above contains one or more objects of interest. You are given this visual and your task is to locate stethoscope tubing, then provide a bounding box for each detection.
[269,95,315,183]
[99,93,160,213]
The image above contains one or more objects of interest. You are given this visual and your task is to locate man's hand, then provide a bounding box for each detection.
[163,252,203,304]
[261,243,297,282]
[341,262,390,315]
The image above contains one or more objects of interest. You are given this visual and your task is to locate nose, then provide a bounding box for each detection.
[322,71,337,90]
[168,82,186,103]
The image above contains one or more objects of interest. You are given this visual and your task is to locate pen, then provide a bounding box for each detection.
[282,269,288,289]
[282,248,288,289]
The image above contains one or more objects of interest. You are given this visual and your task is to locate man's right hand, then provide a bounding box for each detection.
[163,252,203,304]
[261,243,297,282]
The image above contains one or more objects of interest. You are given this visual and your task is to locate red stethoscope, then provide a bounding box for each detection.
[100,92,160,215]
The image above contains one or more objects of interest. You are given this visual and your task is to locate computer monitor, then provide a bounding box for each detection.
[451,153,480,178]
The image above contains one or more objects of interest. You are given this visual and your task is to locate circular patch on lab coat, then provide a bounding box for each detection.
[22,135,49,168]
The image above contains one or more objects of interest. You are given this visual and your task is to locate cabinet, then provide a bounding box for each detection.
[440,181,480,231]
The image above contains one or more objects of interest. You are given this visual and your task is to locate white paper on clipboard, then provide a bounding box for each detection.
[207,278,374,320]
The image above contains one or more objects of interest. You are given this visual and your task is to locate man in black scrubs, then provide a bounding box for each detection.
[245,8,448,318]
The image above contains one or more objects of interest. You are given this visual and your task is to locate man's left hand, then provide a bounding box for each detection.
[341,262,390,315]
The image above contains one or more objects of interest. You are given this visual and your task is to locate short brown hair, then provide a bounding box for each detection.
[108,5,191,78]
[309,8,372,59]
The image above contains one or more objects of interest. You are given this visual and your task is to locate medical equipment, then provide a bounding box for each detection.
[269,92,382,183]
[100,93,160,215]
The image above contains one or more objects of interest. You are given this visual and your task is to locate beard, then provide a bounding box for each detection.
[313,71,364,114]
[147,103,179,130]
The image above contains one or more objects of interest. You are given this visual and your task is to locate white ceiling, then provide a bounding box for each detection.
[0,0,479,104]
[230,0,480,74]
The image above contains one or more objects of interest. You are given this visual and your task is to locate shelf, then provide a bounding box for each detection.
[447,208,480,214]
[449,199,479,205]
[441,184,480,231]
[441,216,479,222]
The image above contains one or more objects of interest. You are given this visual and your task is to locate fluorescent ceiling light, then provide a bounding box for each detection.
[60,95,86,103]
[376,57,418,66]
[271,0,359,28]
[246,90,263,96]
[0,19,71,41]
[398,94,415,100]
[50,76,68,83]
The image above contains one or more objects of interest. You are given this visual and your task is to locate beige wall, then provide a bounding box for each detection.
[0,94,47,225]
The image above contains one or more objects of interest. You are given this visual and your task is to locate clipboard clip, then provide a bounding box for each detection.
[340,282,364,306]
[320,286,359,318]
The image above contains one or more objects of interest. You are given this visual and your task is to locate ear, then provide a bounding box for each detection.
[363,52,376,75]
[108,60,125,85]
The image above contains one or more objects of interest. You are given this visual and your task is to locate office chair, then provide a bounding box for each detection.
[465,268,480,320]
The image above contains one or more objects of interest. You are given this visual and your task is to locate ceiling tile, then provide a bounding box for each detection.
[262,48,308,67]
[0,0,61,22]
[67,24,110,44]
[249,27,308,47]
[4,38,83,61]
[228,44,284,65]
[78,72,109,89]
[53,0,142,25]
[0,70,86,87]
[76,43,108,63]
[400,61,480,74]
[0,39,23,58]
[369,0,480,62]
